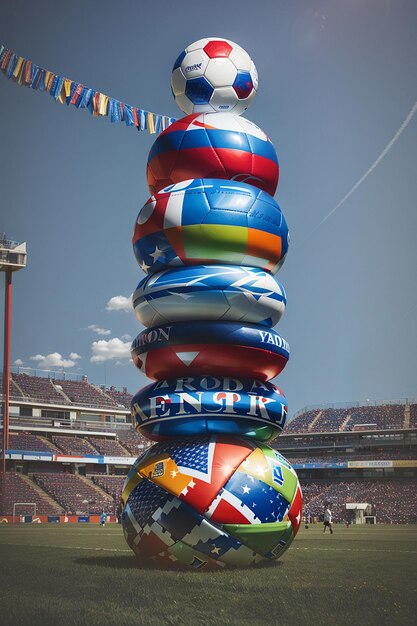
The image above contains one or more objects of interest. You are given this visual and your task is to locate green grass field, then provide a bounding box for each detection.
[0,523,416,626]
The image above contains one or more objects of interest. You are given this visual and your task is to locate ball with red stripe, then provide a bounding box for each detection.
[171,37,258,116]
[147,113,279,196]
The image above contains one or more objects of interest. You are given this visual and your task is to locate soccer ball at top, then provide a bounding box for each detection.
[171,37,258,115]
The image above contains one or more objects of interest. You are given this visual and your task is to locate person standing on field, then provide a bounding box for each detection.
[100,511,107,527]
[323,505,333,534]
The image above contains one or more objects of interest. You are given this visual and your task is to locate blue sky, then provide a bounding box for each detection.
[1,0,416,414]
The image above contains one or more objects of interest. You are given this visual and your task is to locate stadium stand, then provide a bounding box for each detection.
[288,403,407,433]
[310,408,350,432]
[302,480,417,524]
[105,387,133,409]
[287,450,416,464]
[34,473,113,515]
[52,435,99,456]
[409,403,417,428]
[0,472,64,515]
[285,409,321,434]
[11,373,67,404]
[87,437,130,457]
[346,404,405,431]
[54,379,118,409]
[117,429,151,455]
[91,475,125,501]
[8,432,59,454]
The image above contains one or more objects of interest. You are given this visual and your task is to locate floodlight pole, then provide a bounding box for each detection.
[0,237,26,515]
[2,268,12,479]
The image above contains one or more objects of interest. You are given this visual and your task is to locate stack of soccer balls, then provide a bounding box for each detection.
[122,38,302,569]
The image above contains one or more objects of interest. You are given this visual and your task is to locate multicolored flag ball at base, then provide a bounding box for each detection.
[121,436,302,569]
[122,37,302,568]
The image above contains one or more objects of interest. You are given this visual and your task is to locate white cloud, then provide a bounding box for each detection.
[106,295,132,312]
[69,353,81,360]
[87,324,111,336]
[14,359,24,366]
[29,352,76,369]
[90,338,131,363]
[121,334,132,341]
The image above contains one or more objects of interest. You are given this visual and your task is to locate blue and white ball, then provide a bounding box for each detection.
[133,265,286,328]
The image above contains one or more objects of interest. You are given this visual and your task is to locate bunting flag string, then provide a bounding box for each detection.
[0,44,177,134]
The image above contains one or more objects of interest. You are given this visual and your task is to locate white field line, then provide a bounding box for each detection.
[293,547,417,554]
[0,541,130,552]
[0,541,416,555]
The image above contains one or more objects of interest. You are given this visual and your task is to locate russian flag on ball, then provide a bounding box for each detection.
[146,112,279,195]
[131,321,290,381]
[132,179,289,276]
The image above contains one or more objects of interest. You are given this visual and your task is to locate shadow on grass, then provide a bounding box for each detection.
[74,554,283,573]
[74,555,153,570]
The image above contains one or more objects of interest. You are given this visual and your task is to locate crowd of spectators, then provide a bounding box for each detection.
[105,387,133,409]
[34,472,113,515]
[11,373,67,404]
[287,450,416,464]
[91,475,126,501]
[8,432,59,454]
[0,472,64,515]
[87,437,130,457]
[346,404,404,431]
[310,408,350,432]
[286,410,321,433]
[302,479,417,524]
[409,404,417,428]
[55,379,118,409]
[117,429,151,456]
[52,435,98,456]
[287,403,407,434]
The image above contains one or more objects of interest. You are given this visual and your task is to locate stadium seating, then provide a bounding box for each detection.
[0,472,64,515]
[117,429,151,456]
[409,404,417,428]
[34,473,113,515]
[87,437,130,457]
[52,435,99,456]
[54,379,118,409]
[302,479,416,524]
[105,387,133,409]
[346,405,404,431]
[310,408,350,432]
[91,475,125,501]
[285,409,321,433]
[288,403,406,433]
[287,450,416,464]
[11,373,68,404]
[8,432,58,454]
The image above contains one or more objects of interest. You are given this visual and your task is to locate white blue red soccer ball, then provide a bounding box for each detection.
[132,178,289,276]
[171,38,258,115]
